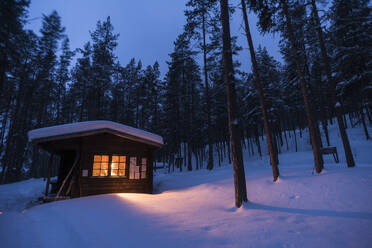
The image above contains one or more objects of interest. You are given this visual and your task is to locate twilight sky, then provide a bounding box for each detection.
[25,0,281,78]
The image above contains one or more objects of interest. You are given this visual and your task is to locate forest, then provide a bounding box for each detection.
[0,0,371,196]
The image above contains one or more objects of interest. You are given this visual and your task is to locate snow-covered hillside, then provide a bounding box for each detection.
[0,124,371,248]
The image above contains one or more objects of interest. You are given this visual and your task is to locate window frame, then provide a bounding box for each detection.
[89,153,148,179]
[90,153,129,178]
[92,154,110,177]
[110,154,128,177]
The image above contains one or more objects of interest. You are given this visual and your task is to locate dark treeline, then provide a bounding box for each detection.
[0,0,371,184]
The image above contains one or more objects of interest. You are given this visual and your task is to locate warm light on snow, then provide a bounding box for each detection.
[1,123,371,248]
[116,193,153,207]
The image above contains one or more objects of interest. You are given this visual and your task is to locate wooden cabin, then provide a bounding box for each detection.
[28,121,163,199]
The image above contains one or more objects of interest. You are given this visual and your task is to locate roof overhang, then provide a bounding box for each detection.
[28,121,164,148]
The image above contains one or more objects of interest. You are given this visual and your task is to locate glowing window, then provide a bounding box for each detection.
[92,155,109,176]
[111,155,126,176]
[92,155,127,177]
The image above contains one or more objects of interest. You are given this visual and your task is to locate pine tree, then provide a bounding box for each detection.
[34,11,65,127]
[249,0,324,173]
[164,33,202,171]
[90,16,119,120]
[30,11,65,178]
[220,0,248,208]
[56,37,74,123]
[121,58,142,127]
[144,62,162,132]
[70,42,92,122]
[0,0,29,98]
[0,30,39,183]
[206,4,242,166]
[185,0,218,170]
[0,0,31,180]
[310,0,355,166]
[280,0,323,173]
[241,0,279,181]
[329,0,371,140]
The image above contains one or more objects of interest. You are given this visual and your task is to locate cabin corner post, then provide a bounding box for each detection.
[78,141,83,197]
[44,154,54,196]
[149,150,154,193]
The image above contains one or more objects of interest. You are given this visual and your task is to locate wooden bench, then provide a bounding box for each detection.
[320,146,339,163]
[153,163,165,171]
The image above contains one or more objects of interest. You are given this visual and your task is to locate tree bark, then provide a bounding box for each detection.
[335,103,355,167]
[0,54,7,94]
[241,0,279,181]
[220,0,248,208]
[0,95,11,156]
[322,119,330,146]
[200,7,214,171]
[281,0,323,173]
[187,143,192,171]
[254,124,262,158]
[360,107,370,140]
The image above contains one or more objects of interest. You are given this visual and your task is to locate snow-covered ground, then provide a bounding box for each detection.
[0,123,371,248]
[0,178,45,212]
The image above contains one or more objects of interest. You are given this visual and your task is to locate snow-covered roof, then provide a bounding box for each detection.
[28,120,163,147]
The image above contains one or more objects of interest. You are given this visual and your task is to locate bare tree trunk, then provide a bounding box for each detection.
[335,103,355,167]
[0,95,11,155]
[187,143,192,171]
[311,0,355,167]
[284,128,289,151]
[183,142,187,168]
[281,0,323,173]
[217,142,221,166]
[200,9,214,171]
[293,126,298,152]
[179,148,183,172]
[220,0,248,208]
[241,0,279,181]
[254,125,262,158]
[360,107,370,140]
[366,105,372,124]
[195,149,199,170]
[0,54,7,94]
[322,120,330,146]
[1,78,25,183]
[79,79,87,122]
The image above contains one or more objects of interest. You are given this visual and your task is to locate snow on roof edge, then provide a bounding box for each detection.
[27,120,164,146]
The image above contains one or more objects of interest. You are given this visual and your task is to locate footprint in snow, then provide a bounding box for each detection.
[202,225,213,231]
[288,230,301,234]
[277,216,288,221]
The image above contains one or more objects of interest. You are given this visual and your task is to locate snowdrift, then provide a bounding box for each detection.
[0,123,371,248]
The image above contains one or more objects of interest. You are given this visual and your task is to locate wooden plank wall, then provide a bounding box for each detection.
[77,133,155,196]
